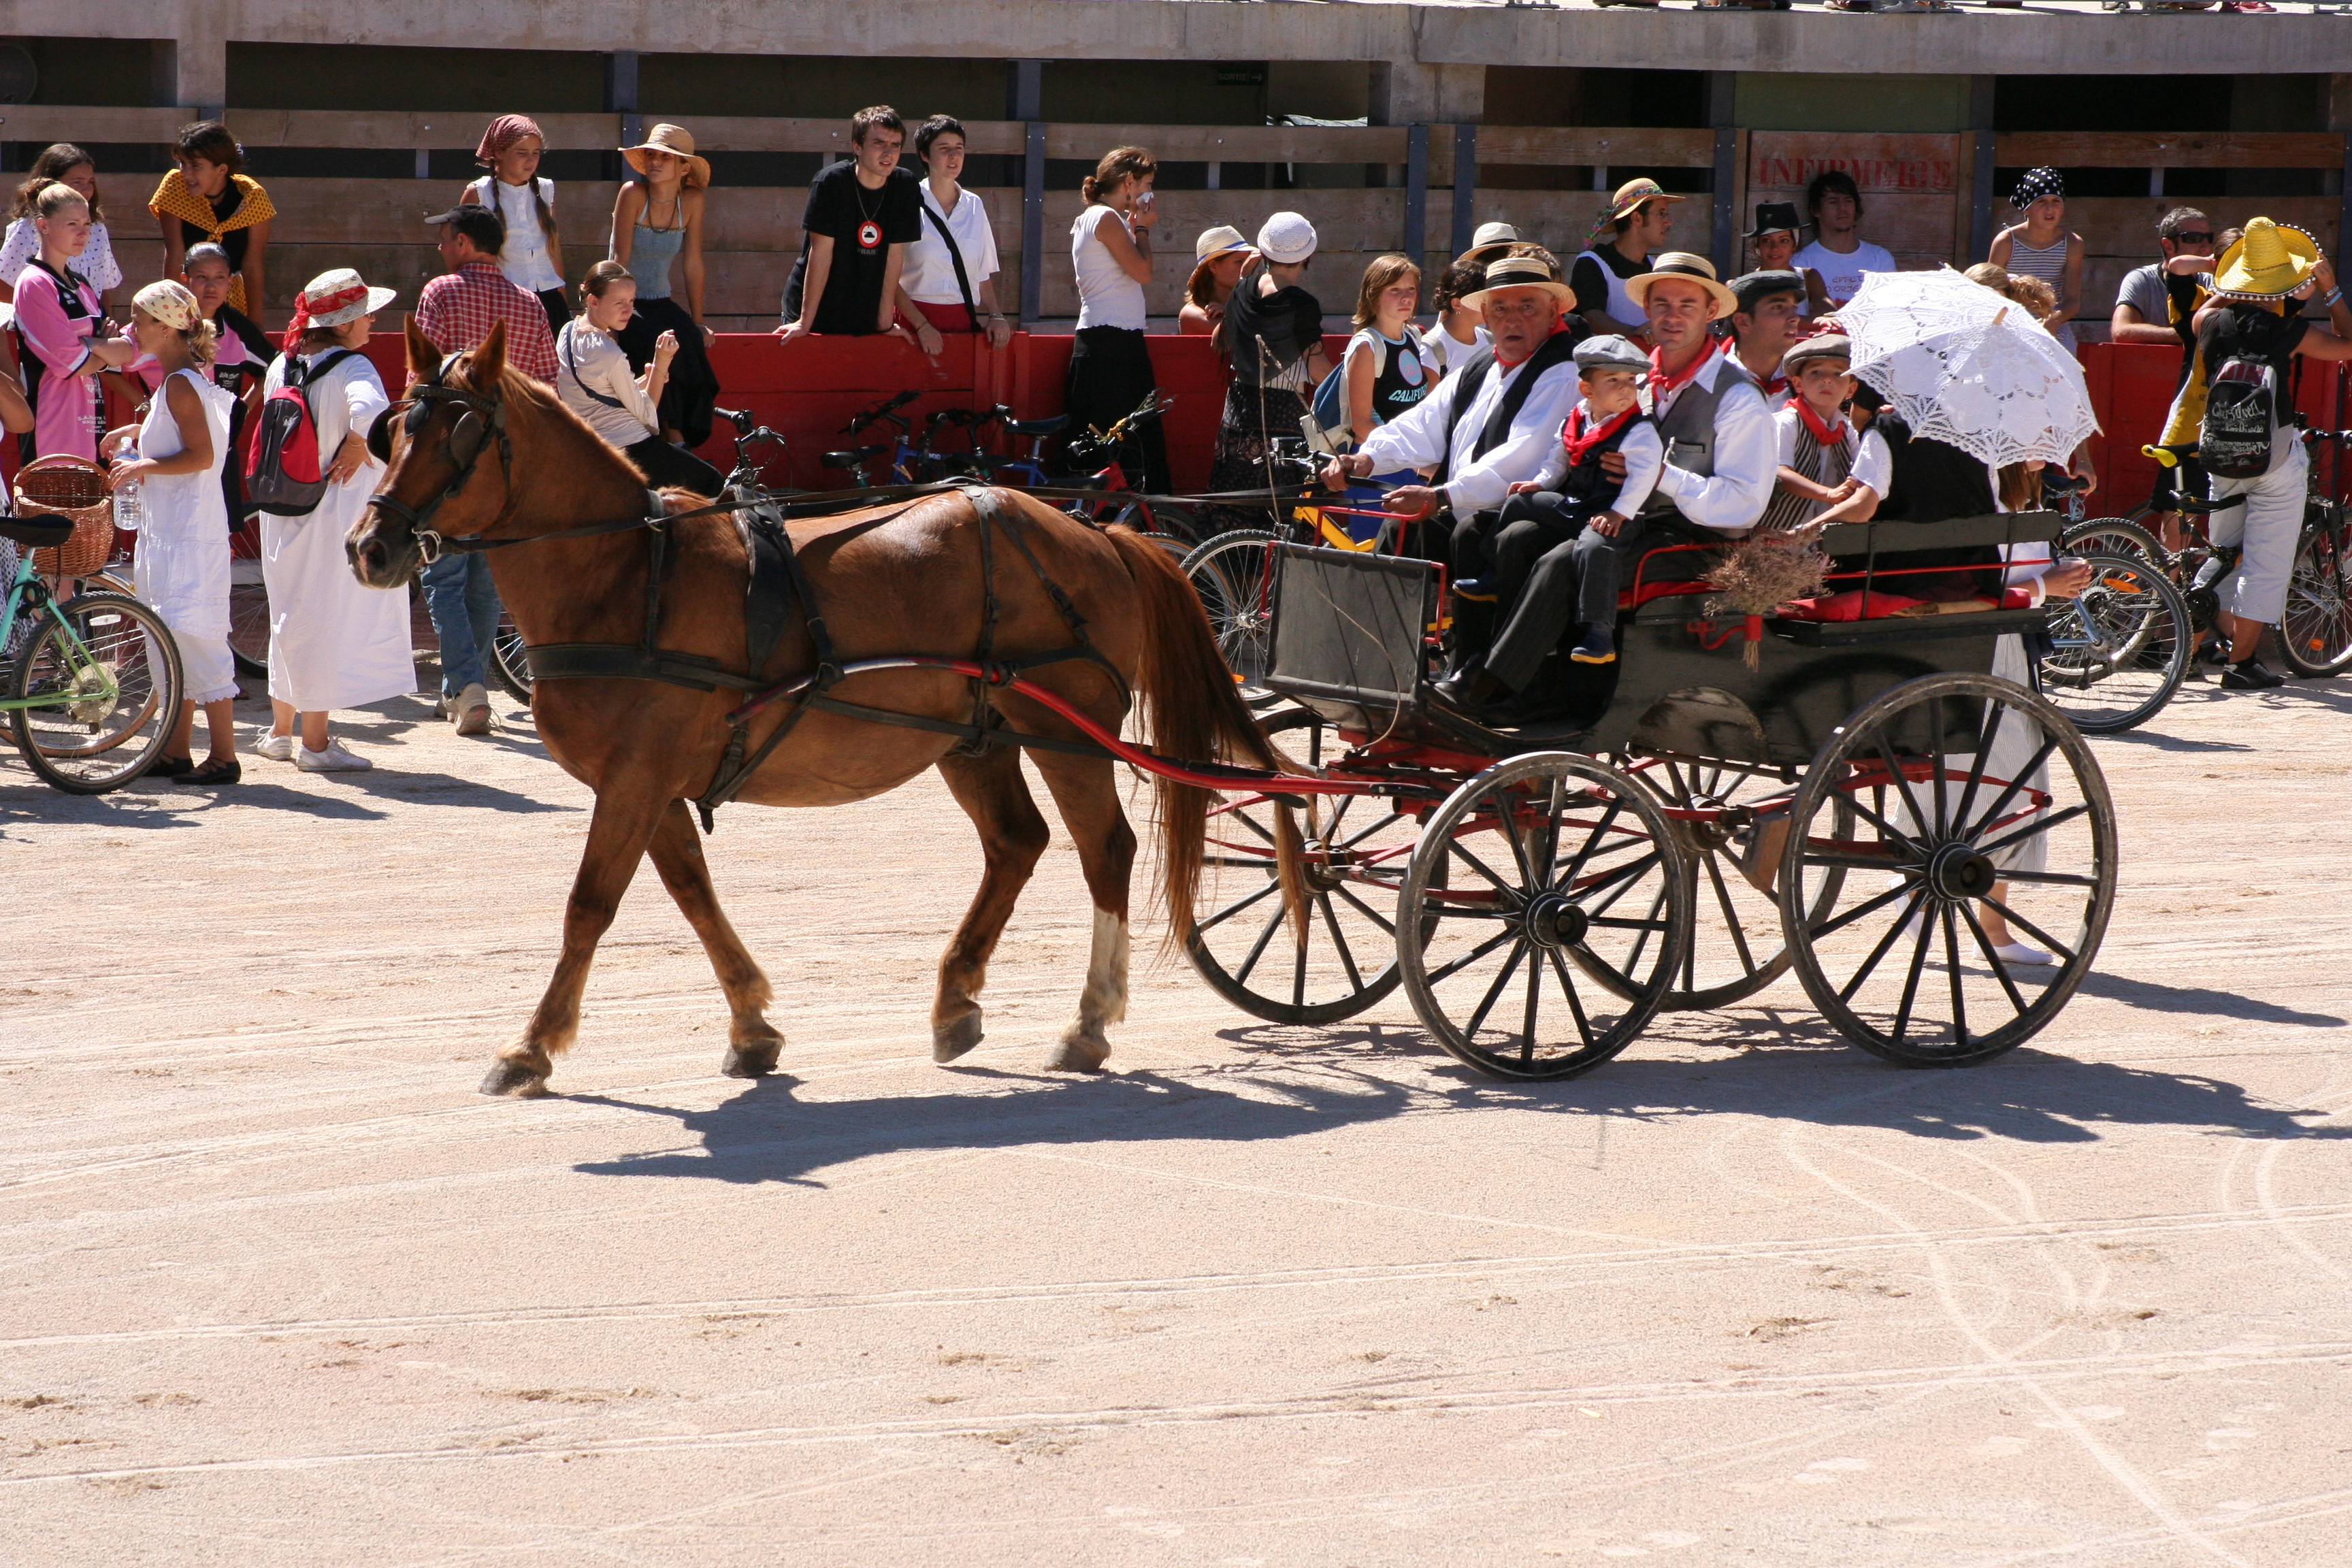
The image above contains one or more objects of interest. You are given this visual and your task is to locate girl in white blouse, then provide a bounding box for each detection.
[0,144,122,306]
[462,115,568,337]
[557,261,723,495]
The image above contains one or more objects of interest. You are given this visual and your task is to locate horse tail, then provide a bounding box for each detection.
[1102,525,1307,954]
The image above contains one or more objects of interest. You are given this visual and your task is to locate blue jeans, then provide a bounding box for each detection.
[421,552,501,697]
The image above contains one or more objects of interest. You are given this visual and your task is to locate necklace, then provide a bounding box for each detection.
[853,174,885,224]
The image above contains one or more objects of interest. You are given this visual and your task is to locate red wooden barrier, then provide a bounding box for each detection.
[2079,341,2351,514]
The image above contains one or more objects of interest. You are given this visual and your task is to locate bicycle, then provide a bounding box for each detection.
[0,514,183,792]
[2066,428,2352,677]
[821,390,932,487]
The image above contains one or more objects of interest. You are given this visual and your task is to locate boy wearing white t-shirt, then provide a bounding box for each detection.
[1790,171,1896,312]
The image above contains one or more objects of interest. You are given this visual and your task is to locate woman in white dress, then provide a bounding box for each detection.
[101,280,240,785]
[254,269,414,772]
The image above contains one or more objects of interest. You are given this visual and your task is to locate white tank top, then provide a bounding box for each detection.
[1072,204,1147,331]
[470,176,562,295]
[1574,248,1644,329]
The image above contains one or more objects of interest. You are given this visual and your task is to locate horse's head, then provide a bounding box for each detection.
[347,318,517,588]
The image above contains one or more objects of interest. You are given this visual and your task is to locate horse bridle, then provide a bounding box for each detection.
[364,350,512,561]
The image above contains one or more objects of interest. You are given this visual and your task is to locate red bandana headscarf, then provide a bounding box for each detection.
[476,114,546,167]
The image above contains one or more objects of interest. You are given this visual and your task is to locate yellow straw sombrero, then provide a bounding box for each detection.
[2210,218,2319,301]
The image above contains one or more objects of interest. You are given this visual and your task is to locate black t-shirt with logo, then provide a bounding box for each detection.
[791,161,923,335]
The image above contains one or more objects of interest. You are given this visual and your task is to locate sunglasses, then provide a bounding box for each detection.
[2173,232,2216,246]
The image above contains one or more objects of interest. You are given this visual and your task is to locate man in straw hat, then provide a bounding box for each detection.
[2176,217,2352,690]
[781,106,923,340]
[1450,252,1773,704]
[1571,177,1683,340]
[1320,245,1585,561]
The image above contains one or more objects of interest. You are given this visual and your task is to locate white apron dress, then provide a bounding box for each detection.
[258,349,414,712]
[133,368,240,705]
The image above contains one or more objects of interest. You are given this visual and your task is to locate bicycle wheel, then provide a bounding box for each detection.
[228,554,270,676]
[2034,554,2191,734]
[2061,517,2166,564]
[489,609,533,702]
[1179,529,1277,698]
[2279,517,2352,676]
[8,591,183,794]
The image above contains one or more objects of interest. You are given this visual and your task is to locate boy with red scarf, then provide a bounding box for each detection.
[1760,334,1891,532]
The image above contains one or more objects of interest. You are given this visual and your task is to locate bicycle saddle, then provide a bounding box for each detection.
[820,444,892,468]
[1003,414,1068,438]
[0,513,75,549]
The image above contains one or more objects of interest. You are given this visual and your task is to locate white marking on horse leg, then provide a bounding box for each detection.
[1049,906,1128,1071]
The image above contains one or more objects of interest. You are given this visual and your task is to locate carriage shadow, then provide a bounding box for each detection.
[570,1063,1421,1187]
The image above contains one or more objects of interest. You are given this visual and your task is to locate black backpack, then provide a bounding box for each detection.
[2199,310,2293,481]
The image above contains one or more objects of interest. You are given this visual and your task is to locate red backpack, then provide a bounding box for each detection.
[242,349,361,517]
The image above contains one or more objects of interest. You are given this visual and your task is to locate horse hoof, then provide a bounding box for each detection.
[1045,1026,1109,1074]
[932,1011,985,1063]
[479,1058,551,1097]
[721,1039,781,1079]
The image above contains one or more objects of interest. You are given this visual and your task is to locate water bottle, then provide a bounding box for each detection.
[113,478,143,533]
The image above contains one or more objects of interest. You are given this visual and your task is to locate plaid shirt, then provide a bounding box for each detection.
[414,261,557,383]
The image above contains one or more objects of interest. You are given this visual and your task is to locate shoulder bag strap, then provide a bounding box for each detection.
[559,321,626,409]
[919,190,978,321]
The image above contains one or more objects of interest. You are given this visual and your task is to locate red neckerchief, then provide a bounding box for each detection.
[1494,322,1569,372]
[1561,400,1639,467]
[1791,394,1850,449]
[1648,336,1719,402]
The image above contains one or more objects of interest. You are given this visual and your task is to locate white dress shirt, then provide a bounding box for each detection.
[1355,338,1582,515]
[1527,403,1664,512]
[904,182,1001,308]
[1646,350,1778,534]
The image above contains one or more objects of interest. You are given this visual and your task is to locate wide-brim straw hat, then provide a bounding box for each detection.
[1627,251,1740,321]
[1455,220,1521,267]
[1186,225,1252,289]
[294,268,397,331]
[2210,217,2319,301]
[1462,252,1576,313]
[621,124,711,189]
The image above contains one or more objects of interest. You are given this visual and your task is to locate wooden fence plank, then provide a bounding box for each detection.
[1997,131,2344,170]
[1473,127,1716,169]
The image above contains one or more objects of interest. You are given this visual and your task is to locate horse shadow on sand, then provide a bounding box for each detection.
[571,1061,1420,1188]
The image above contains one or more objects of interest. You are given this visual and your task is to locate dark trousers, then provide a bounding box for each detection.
[1486,512,1722,692]
[1065,325,1171,495]
[534,288,570,339]
[614,296,720,449]
[626,435,725,497]
[1448,491,1595,672]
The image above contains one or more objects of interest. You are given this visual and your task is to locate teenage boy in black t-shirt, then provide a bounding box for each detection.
[777,105,924,339]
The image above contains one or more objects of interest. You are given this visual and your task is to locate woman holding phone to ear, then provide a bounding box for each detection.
[1064,145,1169,494]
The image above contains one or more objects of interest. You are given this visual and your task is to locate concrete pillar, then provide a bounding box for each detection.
[165,31,226,114]
[1968,76,1997,267]
[1011,61,1045,326]
[1707,71,1736,278]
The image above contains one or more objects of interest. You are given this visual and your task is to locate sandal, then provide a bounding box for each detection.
[172,757,242,787]
[147,754,195,779]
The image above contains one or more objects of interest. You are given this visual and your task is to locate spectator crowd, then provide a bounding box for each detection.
[0,105,2334,787]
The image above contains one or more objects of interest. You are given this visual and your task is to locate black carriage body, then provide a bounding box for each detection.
[1264,514,2061,766]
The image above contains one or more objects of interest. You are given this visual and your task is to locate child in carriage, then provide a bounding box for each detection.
[1761,334,1891,532]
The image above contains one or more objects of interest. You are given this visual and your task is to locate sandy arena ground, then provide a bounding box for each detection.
[1,660,2348,1567]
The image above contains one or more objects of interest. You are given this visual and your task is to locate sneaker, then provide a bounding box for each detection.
[2221,658,2285,691]
[453,681,492,736]
[252,732,296,762]
[1991,941,2056,967]
[1452,578,1499,603]
[296,738,374,772]
[1567,627,1617,666]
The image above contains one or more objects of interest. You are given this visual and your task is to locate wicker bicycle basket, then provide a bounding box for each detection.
[13,455,116,578]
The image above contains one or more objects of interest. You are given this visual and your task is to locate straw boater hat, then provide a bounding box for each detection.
[620,123,710,190]
[1455,220,1521,268]
[287,268,397,336]
[1186,225,1252,290]
[1590,177,1686,245]
[2210,217,2321,302]
[1626,252,1740,321]
[1461,250,1575,312]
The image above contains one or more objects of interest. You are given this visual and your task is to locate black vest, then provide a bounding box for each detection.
[1434,325,1585,488]
[1558,413,1641,508]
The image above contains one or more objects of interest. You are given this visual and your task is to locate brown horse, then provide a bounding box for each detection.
[348,320,1291,1096]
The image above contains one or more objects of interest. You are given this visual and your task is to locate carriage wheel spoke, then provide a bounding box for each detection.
[1622,881,1669,975]
[1959,734,2061,846]
[1890,900,1938,1045]
[1339,809,1407,850]
[1498,793,1541,892]
[1537,773,1569,884]
[1701,851,1759,975]
[1233,904,1287,985]
[1548,949,1597,1049]
[1810,877,1916,941]
[1579,852,1663,917]
[1950,702,2005,833]
[1228,806,1278,846]
[1840,791,1929,861]
[1556,796,1626,893]
[1520,953,1543,1064]
[1872,739,1937,846]
[1959,900,2031,1016]
[1198,878,1281,934]
[1943,903,1969,1049]
[1465,941,1529,1042]
[1424,926,1520,987]
[1977,896,2079,966]
[1448,838,1523,902]
[1997,868,2099,887]
[1838,888,1929,1004]
[1972,803,2091,862]
[1330,880,1400,938]
[1318,894,1365,992]
[1292,930,1309,1010]
[1803,851,1922,874]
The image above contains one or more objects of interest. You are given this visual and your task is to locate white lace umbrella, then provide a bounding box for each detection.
[1838,267,2098,469]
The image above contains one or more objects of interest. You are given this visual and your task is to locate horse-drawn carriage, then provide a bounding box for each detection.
[1179,512,2117,1080]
